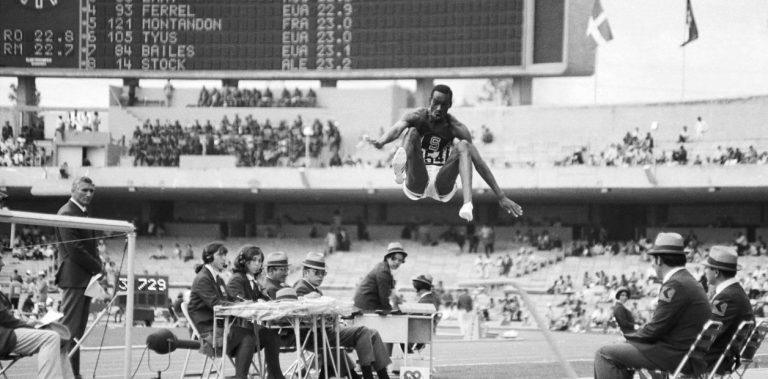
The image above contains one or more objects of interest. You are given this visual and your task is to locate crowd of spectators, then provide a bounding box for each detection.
[197,86,317,108]
[558,126,768,167]
[1,120,48,167]
[128,115,343,167]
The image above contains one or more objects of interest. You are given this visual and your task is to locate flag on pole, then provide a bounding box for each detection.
[681,0,699,47]
[587,0,613,45]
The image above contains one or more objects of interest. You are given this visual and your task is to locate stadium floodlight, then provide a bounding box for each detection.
[0,209,137,379]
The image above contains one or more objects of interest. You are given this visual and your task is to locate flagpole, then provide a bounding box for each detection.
[594,49,599,104]
[681,48,686,100]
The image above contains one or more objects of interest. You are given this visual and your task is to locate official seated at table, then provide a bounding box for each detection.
[225,244,286,379]
[187,242,260,379]
[353,242,406,312]
[295,252,391,379]
[263,252,291,300]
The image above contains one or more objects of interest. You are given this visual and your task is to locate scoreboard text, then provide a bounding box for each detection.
[0,0,592,78]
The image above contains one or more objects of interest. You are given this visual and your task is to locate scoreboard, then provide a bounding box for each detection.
[0,0,596,79]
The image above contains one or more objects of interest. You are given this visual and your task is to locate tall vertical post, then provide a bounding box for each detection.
[415,78,434,107]
[16,76,37,128]
[124,232,136,379]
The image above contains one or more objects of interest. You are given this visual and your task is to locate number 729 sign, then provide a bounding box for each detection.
[116,275,170,309]
[117,275,169,293]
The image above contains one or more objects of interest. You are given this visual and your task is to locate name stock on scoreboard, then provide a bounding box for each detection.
[0,0,532,74]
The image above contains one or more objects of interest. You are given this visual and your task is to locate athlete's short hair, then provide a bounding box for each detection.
[431,84,453,101]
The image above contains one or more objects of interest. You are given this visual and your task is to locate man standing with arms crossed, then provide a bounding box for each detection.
[55,177,101,379]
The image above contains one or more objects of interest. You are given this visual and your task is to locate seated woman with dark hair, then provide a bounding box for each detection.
[188,242,284,379]
[226,245,285,379]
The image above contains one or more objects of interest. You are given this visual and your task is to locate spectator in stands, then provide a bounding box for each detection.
[59,162,69,179]
[354,242,406,312]
[163,80,174,107]
[701,246,753,374]
[480,125,494,144]
[678,126,690,143]
[479,224,495,257]
[183,243,194,262]
[593,232,711,379]
[734,232,749,256]
[613,287,635,334]
[695,116,708,139]
[262,251,290,299]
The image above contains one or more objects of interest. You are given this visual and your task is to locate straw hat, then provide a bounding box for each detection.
[275,287,298,301]
[648,232,686,255]
[412,274,434,288]
[384,242,407,259]
[265,251,289,268]
[301,252,326,271]
[701,245,741,272]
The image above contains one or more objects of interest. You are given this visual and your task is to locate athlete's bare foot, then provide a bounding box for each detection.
[392,147,407,184]
[459,202,474,222]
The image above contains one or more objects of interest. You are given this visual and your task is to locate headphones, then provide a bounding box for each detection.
[236,250,249,268]
[202,242,226,264]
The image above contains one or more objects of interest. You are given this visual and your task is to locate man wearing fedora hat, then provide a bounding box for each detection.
[701,246,753,374]
[612,287,635,334]
[263,251,290,300]
[354,242,407,312]
[294,252,392,379]
[594,232,711,379]
[413,274,439,311]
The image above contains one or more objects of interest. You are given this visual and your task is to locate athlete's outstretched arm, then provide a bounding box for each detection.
[370,120,410,149]
[452,119,523,217]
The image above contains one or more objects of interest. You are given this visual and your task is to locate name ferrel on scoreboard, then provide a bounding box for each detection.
[1,0,595,78]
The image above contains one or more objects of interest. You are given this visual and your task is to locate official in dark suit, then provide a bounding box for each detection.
[54,176,100,378]
[294,252,391,379]
[613,287,636,334]
[701,246,754,374]
[262,252,290,300]
[594,232,711,379]
[188,242,255,379]
[353,242,407,311]
[413,274,440,310]
[225,245,285,379]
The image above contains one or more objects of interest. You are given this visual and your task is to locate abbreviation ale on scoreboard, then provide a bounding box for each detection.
[1,0,528,72]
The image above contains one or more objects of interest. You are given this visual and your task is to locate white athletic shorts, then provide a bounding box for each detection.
[403,165,458,202]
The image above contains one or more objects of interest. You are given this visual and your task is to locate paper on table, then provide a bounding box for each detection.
[85,273,106,298]
[35,310,64,328]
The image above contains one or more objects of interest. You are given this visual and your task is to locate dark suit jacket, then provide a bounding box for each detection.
[625,269,711,373]
[705,281,754,372]
[54,200,101,288]
[188,267,233,335]
[227,272,270,303]
[418,292,440,311]
[613,302,636,334]
[353,261,394,311]
[0,291,29,356]
[294,279,323,297]
[263,276,288,300]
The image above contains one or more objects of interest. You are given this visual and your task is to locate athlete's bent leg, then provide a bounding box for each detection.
[403,128,428,195]
[434,139,473,221]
